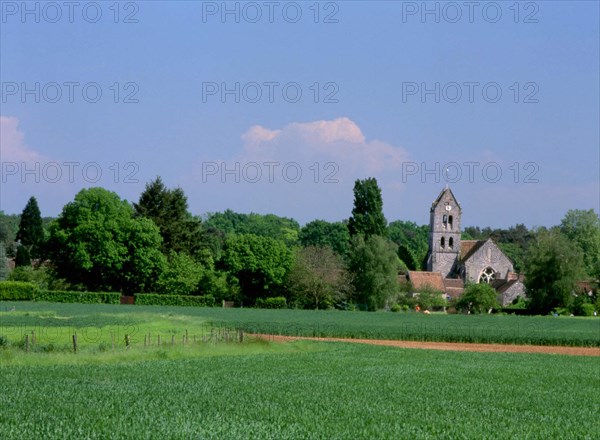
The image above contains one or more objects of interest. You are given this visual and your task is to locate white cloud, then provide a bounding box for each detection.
[237,117,408,175]
[0,116,45,162]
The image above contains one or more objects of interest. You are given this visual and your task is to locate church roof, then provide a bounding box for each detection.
[459,239,486,261]
[408,271,445,292]
[431,187,461,210]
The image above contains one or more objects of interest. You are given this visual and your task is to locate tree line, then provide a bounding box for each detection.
[1,177,598,314]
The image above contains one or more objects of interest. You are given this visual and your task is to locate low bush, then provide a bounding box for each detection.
[390,304,401,313]
[256,297,287,309]
[134,293,216,307]
[36,290,120,304]
[0,281,38,300]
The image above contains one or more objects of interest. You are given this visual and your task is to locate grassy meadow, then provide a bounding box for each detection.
[1,302,599,439]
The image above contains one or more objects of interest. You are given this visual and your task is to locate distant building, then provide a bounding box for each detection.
[407,187,526,306]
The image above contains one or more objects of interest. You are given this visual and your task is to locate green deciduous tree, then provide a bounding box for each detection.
[525,229,586,314]
[560,209,600,279]
[348,178,387,238]
[348,235,400,310]
[455,283,499,314]
[387,221,429,270]
[298,220,350,257]
[0,242,8,281]
[16,196,44,258]
[204,210,300,247]
[286,246,353,309]
[221,234,294,304]
[47,188,165,294]
[156,252,204,296]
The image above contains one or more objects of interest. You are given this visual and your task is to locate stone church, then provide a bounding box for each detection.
[408,187,525,306]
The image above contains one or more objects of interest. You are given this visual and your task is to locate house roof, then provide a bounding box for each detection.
[443,278,464,289]
[407,271,445,292]
[459,240,485,261]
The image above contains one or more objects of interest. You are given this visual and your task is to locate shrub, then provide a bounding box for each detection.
[390,304,401,313]
[36,290,120,304]
[0,336,8,348]
[577,303,595,317]
[456,283,499,314]
[256,297,287,309]
[134,293,216,307]
[0,281,38,300]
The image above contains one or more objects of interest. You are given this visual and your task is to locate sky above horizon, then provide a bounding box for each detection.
[1,1,599,228]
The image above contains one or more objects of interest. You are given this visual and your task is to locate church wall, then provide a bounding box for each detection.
[464,240,514,283]
[499,281,526,307]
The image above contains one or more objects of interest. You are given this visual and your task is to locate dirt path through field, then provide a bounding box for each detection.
[253,334,600,356]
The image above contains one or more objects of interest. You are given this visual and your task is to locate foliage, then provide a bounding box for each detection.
[204,209,300,247]
[134,177,205,258]
[255,297,287,309]
[298,220,350,257]
[221,234,294,304]
[0,242,7,281]
[387,221,429,270]
[15,245,31,267]
[286,246,352,310]
[156,252,204,296]
[0,281,38,300]
[134,293,216,307]
[0,211,20,257]
[559,209,600,279]
[46,188,165,294]
[348,235,400,310]
[35,290,120,304]
[16,196,45,259]
[413,286,447,310]
[347,178,387,238]
[7,266,51,289]
[455,283,500,314]
[525,229,586,314]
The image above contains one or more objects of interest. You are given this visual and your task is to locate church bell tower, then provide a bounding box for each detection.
[426,187,462,278]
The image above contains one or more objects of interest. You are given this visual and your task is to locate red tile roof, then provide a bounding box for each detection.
[407,271,445,292]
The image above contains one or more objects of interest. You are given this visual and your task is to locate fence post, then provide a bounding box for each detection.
[72,333,78,354]
[171,335,175,346]
[125,334,130,349]
[31,330,36,345]
[185,329,188,344]
[111,332,115,351]
[157,334,161,346]
[25,334,29,353]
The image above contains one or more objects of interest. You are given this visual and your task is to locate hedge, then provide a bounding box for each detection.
[134,294,216,307]
[0,282,120,304]
[0,281,38,301]
[36,290,120,304]
[256,297,287,309]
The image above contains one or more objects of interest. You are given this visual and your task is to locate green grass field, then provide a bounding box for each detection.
[1,302,599,439]
[1,301,599,347]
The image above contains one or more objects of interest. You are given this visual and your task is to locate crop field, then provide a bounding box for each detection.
[0,302,599,439]
[1,341,599,439]
[1,301,599,347]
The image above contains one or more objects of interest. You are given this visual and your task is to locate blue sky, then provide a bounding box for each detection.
[1,1,598,228]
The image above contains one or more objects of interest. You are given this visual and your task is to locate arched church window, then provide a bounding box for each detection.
[449,215,453,229]
[449,237,454,248]
[478,267,496,284]
[440,237,445,248]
